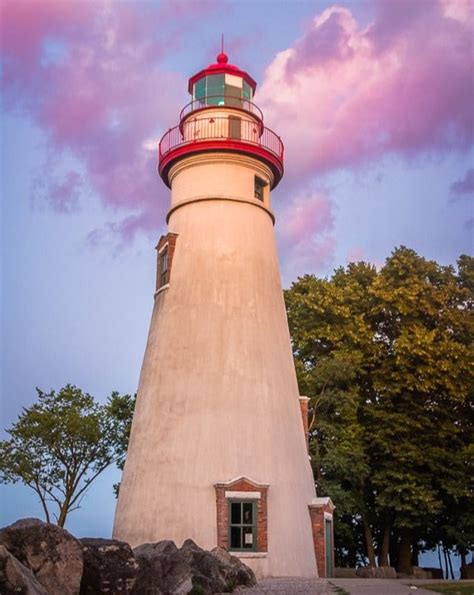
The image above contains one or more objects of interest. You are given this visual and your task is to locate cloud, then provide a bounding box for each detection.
[277,191,335,281]
[451,168,474,198]
[257,1,474,180]
[0,0,217,241]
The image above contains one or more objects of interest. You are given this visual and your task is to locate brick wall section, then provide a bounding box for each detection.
[156,233,178,290]
[214,478,268,552]
[299,396,310,453]
[308,502,335,578]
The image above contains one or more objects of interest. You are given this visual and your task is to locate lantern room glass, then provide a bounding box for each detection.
[193,74,253,109]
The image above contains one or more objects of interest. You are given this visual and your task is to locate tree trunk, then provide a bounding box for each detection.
[362,515,377,567]
[447,549,455,580]
[379,526,391,566]
[460,549,467,572]
[437,544,444,579]
[389,532,398,570]
[411,539,419,567]
[443,544,449,580]
[397,528,412,574]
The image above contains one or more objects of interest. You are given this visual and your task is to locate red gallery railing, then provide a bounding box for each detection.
[158,116,284,163]
[179,96,264,121]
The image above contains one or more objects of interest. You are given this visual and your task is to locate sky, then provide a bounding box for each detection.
[0,0,473,571]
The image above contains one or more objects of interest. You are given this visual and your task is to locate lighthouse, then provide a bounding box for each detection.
[113,51,335,578]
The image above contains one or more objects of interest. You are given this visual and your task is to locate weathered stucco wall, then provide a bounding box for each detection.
[113,152,317,577]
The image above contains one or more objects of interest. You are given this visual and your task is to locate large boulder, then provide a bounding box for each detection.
[356,565,397,579]
[80,538,139,594]
[421,567,443,580]
[133,540,191,595]
[0,545,48,595]
[133,540,256,595]
[461,562,474,579]
[210,546,257,589]
[0,518,83,595]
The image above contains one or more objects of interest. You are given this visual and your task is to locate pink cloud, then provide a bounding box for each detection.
[257,1,474,179]
[277,191,335,280]
[1,0,217,241]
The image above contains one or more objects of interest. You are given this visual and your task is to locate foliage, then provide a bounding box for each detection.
[0,384,134,527]
[285,247,473,570]
[106,391,136,497]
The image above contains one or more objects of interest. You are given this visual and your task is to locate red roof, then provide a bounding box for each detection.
[187,52,257,94]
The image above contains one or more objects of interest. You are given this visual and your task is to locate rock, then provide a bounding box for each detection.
[461,562,474,579]
[422,567,443,580]
[411,566,432,579]
[334,567,357,578]
[133,540,256,595]
[0,518,83,595]
[0,545,48,595]
[210,546,257,588]
[80,538,139,594]
[133,540,190,595]
[355,565,396,579]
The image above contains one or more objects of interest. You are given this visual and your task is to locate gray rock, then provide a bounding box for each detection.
[355,565,396,579]
[0,518,83,595]
[80,538,139,594]
[210,546,257,588]
[133,540,191,595]
[422,567,443,580]
[0,545,48,595]
[410,566,433,579]
[133,539,256,594]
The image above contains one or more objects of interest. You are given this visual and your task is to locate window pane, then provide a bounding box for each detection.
[242,502,253,525]
[243,81,252,101]
[231,502,241,525]
[160,250,168,273]
[254,176,265,201]
[206,75,225,105]
[243,527,254,549]
[230,526,241,549]
[194,78,205,101]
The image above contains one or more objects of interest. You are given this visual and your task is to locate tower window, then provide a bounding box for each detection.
[254,176,266,201]
[229,500,257,551]
[159,248,168,287]
[156,233,178,292]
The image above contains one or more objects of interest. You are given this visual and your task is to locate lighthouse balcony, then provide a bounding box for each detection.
[179,95,264,122]
[158,115,284,189]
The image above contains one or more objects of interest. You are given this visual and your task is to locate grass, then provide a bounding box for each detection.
[329,585,349,595]
[421,582,474,595]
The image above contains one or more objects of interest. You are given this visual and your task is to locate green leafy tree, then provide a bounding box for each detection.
[106,391,136,497]
[285,248,473,572]
[0,384,133,527]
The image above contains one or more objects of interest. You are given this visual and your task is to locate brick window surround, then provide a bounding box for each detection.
[309,497,335,578]
[214,477,269,553]
[155,233,178,292]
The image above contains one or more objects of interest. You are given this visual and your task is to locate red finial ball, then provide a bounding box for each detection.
[216,52,228,64]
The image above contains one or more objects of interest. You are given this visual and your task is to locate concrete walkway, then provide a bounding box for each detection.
[241,577,467,594]
[330,578,441,594]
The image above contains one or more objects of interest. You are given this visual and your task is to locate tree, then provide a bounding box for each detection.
[106,391,136,497]
[285,248,473,571]
[0,384,133,527]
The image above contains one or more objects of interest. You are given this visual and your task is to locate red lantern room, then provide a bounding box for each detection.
[158,52,284,189]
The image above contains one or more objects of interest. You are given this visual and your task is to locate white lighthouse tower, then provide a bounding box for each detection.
[113,51,334,578]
